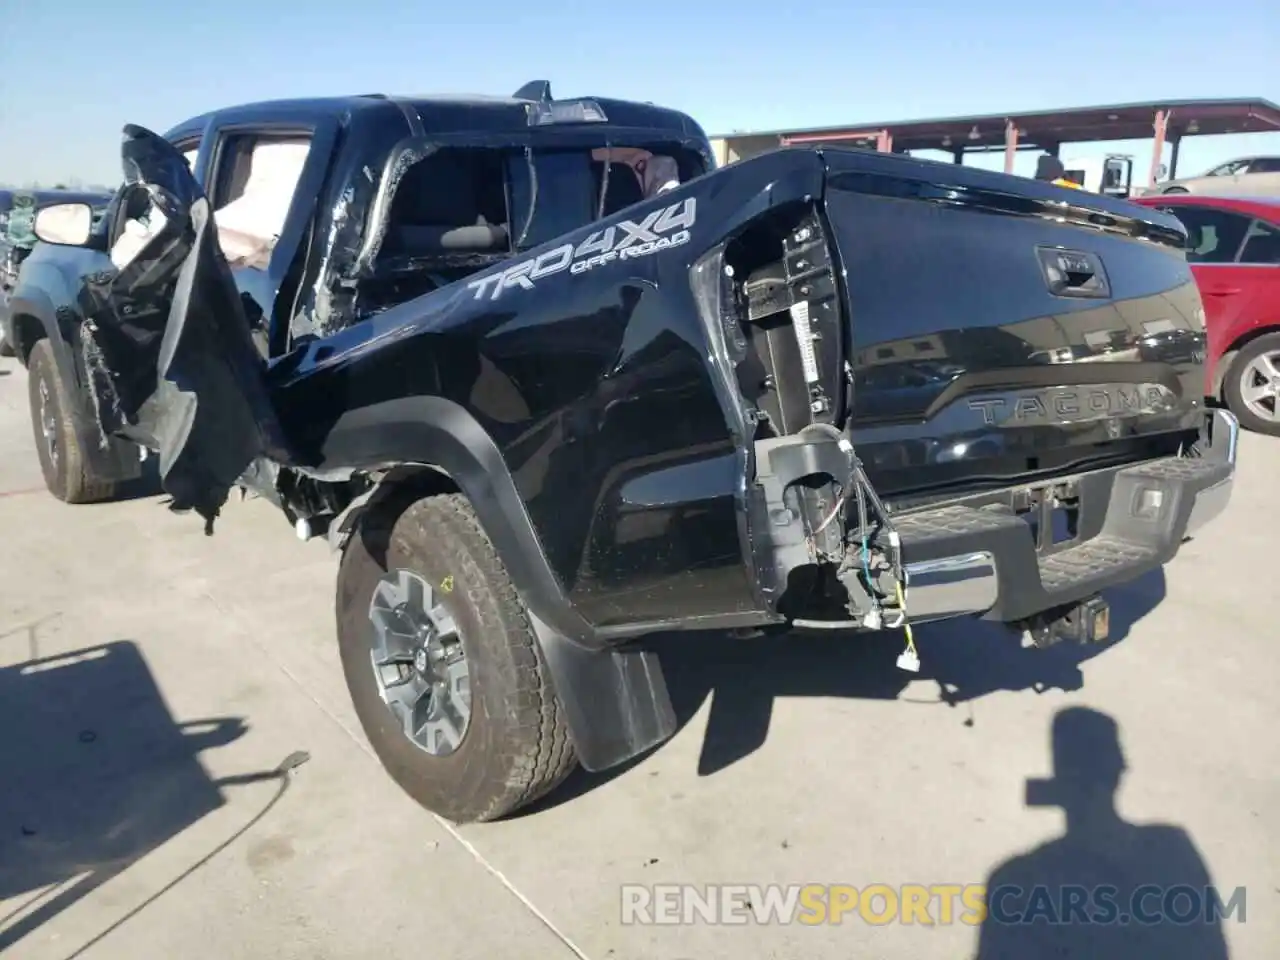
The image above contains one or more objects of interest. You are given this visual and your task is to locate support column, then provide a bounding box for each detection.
[1004,119,1019,174]
[1148,109,1169,189]
[1168,135,1182,180]
[952,147,964,165]
[876,129,893,153]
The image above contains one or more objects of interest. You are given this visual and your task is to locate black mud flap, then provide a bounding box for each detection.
[528,613,677,771]
[79,125,282,532]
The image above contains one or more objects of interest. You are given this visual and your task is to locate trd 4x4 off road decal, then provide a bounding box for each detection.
[467,197,697,301]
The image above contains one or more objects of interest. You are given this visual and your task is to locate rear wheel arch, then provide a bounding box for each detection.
[335,463,462,554]
[319,397,598,647]
[322,403,680,793]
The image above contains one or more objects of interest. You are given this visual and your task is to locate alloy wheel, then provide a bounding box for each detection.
[368,568,472,756]
[1238,350,1280,424]
[37,376,58,471]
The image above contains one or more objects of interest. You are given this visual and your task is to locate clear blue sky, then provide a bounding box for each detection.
[2,0,1277,186]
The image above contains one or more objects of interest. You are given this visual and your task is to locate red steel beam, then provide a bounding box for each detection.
[780,130,880,146]
[1148,109,1169,189]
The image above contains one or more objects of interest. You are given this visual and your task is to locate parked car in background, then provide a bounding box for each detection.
[1134,194,1280,434]
[1,189,112,356]
[1141,156,1280,197]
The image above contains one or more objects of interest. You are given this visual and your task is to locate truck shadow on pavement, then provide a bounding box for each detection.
[0,640,296,955]
[534,567,1166,810]
[973,705,1232,959]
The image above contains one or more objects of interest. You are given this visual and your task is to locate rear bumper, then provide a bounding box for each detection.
[895,408,1238,624]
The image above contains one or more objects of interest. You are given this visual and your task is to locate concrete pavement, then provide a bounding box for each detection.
[1,353,1276,959]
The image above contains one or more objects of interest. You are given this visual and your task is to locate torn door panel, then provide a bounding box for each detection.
[80,126,284,529]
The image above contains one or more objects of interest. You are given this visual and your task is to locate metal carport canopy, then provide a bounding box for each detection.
[720,98,1280,186]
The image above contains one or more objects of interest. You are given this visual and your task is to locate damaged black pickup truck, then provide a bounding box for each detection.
[25,85,1238,823]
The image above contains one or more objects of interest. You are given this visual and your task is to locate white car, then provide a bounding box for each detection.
[1144,156,1280,197]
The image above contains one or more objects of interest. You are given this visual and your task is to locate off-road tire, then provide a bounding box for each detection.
[27,340,117,503]
[1223,332,1280,436]
[336,492,578,823]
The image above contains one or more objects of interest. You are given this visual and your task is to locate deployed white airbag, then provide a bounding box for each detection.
[214,139,311,268]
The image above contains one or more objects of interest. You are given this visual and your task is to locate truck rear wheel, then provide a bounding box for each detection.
[1223,332,1280,436]
[335,492,578,823]
[27,339,117,503]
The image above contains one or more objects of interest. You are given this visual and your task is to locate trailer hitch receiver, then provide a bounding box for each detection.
[1020,594,1112,649]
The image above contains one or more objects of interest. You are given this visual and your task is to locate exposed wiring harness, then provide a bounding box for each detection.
[849,454,918,670]
[798,443,919,670]
[811,488,846,537]
[896,579,918,661]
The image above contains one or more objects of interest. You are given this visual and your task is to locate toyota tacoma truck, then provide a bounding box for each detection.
[24,86,1238,824]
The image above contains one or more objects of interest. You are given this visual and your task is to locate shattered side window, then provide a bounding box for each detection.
[375,143,702,264]
[507,151,596,250]
[110,187,167,270]
[109,139,201,269]
[379,147,511,260]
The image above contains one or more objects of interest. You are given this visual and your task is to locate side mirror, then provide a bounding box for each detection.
[1157,163,1169,181]
[33,202,94,247]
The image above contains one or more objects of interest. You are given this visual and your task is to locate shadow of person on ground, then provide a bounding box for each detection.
[0,640,294,953]
[530,568,1165,813]
[973,706,1233,959]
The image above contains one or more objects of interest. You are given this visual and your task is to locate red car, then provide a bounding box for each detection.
[1133,194,1280,435]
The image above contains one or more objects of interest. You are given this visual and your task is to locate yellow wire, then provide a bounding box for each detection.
[894,580,917,655]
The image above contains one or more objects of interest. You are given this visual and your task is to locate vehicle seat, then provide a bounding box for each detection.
[391,219,509,252]
[387,151,509,254]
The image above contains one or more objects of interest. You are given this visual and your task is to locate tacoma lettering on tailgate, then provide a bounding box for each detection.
[967,383,1178,426]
